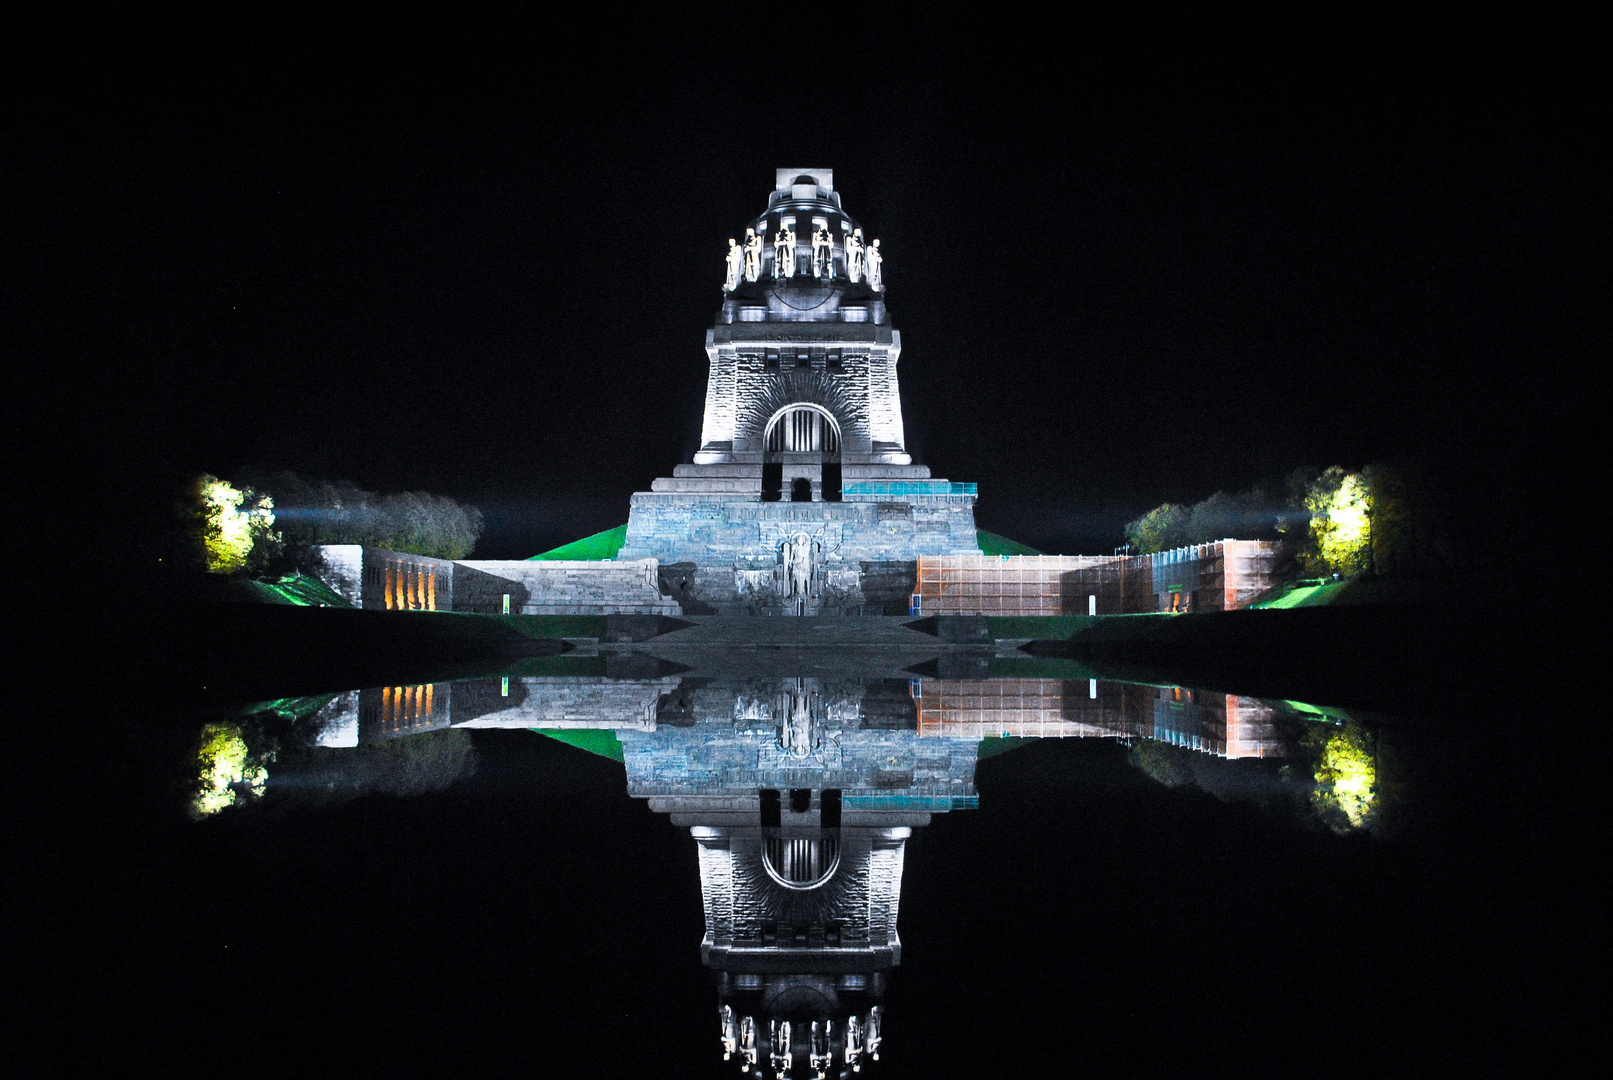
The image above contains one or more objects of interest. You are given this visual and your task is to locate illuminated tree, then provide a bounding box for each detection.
[1302,467,1372,575]
[196,475,280,572]
[189,722,272,818]
[243,472,483,559]
[1124,503,1189,553]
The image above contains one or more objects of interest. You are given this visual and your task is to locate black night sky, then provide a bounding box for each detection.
[15,9,1599,558]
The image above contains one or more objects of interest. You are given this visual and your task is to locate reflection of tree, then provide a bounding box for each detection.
[1127,740,1194,787]
[1305,720,1377,832]
[268,730,479,806]
[1126,740,1293,807]
[1127,712,1395,835]
[187,721,477,818]
[190,723,272,818]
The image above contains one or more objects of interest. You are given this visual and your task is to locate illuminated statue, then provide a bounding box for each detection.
[809,1020,833,1077]
[844,227,865,283]
[773,223,796,279]
[812,224,833,279]
[781,685,813,757]
[769,1018,793,1078]
[782,532,815,599]
[866,1006,882,1060]
[719,1005,737,1060]
[845,1016,863,1071]
[724,239,743,292]
[865,238,882,291]
[743,228,762,282]
[740,1015,758,1068]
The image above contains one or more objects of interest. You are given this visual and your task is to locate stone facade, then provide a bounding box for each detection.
[455,558,676,615]
[618,169,982,614]
[311,544,679,616]
[914,540,1283,616]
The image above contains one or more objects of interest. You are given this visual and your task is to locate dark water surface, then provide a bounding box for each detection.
[25,634,1571,1076]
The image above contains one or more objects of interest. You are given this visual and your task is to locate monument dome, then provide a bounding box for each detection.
[720,169,885,322]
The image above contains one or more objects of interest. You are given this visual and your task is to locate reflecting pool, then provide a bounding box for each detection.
[39,613,1567,1076]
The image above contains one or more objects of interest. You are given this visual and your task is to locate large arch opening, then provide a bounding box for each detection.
[762,835,841,891]
[764,405,841,456]
[763,404,843,503]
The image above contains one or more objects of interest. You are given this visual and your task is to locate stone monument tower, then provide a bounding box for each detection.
[618,169,982,614]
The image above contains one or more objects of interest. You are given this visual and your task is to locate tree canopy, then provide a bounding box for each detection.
[1123,483,1297,554]
[196,475,280,573]
[243,472,484,559]
[1122,461,1445,576]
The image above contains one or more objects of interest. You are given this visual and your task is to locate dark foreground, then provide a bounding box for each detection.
[20,594,1581,1075]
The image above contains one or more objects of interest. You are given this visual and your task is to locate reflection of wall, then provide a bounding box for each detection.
[692,823,911,970]
[618,678,978,808]
[313,674,679,743]
[358,683,452,742]
[448,676,676,731]
[914,679,1284,759]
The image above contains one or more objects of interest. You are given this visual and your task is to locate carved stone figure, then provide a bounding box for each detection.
[865,238,883,291]
[773,223,796,279]
[739,1015,758,1068]
[845,1016,863,1069]
[809,1020,833,1076]
[782,532,815,598]
[743,228,762,282]
[781,686,814,757]
[812,224,833,279]
[769,1018,792,1076]
[724,238,743,292]
[844,227,865,283]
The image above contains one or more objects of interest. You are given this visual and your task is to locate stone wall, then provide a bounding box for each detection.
[914,679,1282,758]
[618,497,976,614]
[311,545,679,616]
[456,559,679,616]
[619,494,980,564]
[915,541,1282,616]
[311,545,457,611]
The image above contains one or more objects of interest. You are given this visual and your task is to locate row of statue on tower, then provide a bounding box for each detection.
[725,224,883,292]
[721,1005,881,1076]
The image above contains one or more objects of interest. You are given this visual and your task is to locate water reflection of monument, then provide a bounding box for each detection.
[306,667,1282,1076]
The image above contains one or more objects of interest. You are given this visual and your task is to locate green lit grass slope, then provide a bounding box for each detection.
[241,572,354,608]
[977,530,1044,556]
[1249,578,1348,608]
[532,729,625,762]
[529,524,628,561]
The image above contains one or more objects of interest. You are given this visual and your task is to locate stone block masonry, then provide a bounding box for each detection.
[457,559,679,616]
[312,545,680,616]
[915,540,1282,616]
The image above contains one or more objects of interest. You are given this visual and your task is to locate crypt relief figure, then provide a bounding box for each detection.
[724,237,743,292]
[865,237,883,291]
[780,684,815,758]
[743,227,762,282]
[812,224,834,279]
[773,222,796,279]
[843,226,865,283]
[781,531,818,599]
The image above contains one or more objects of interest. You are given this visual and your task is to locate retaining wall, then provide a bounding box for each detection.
[915,540,1281,616]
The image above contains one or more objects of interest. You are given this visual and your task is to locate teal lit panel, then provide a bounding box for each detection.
[842,481,978,498]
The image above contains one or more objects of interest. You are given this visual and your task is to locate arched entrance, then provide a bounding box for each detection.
[761,404,842,503]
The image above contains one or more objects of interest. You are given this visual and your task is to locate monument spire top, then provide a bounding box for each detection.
[776,168,833,192]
